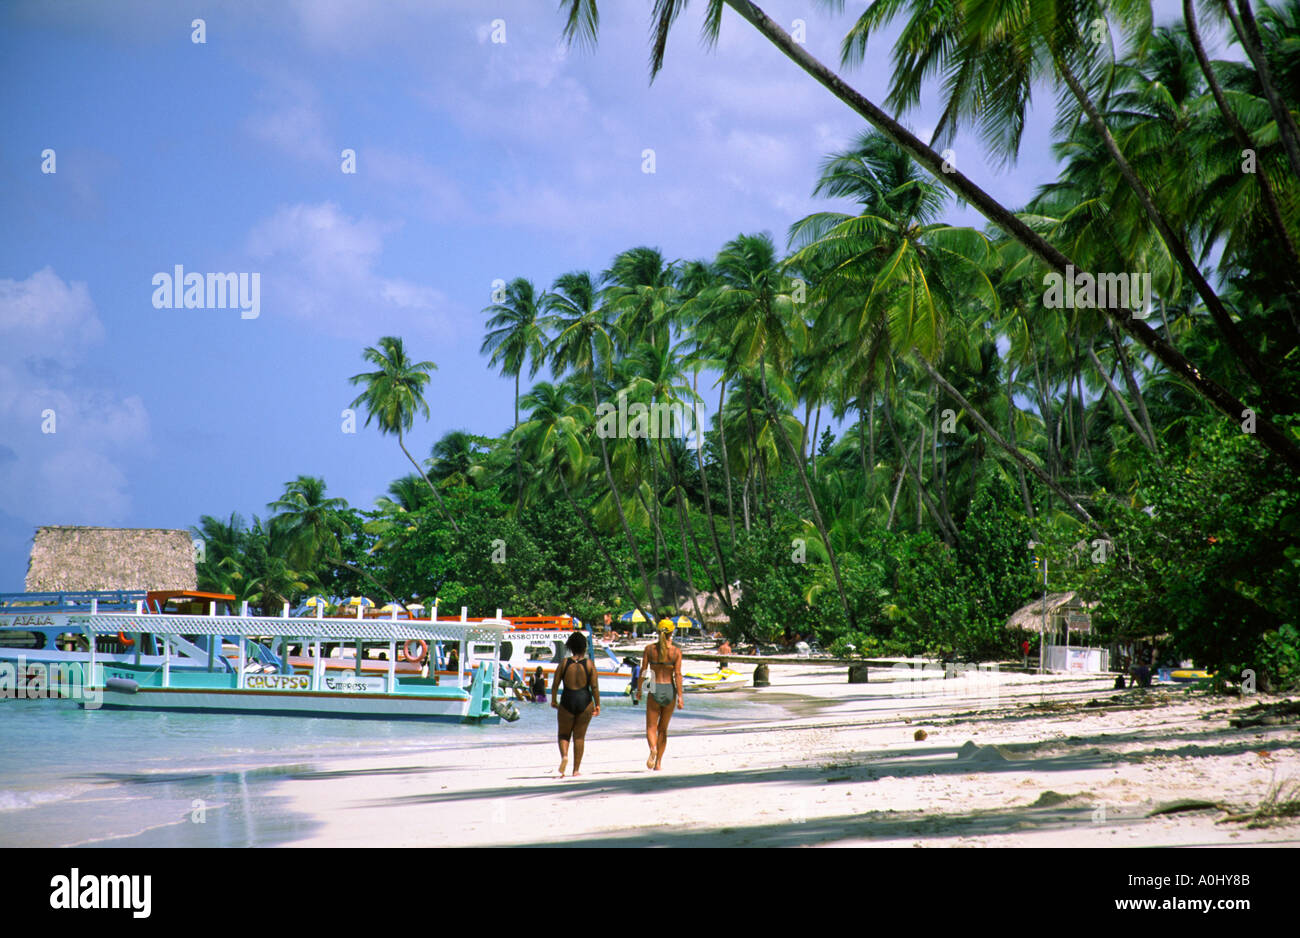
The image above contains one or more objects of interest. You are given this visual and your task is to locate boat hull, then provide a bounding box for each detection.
[90,685,493,721]
[682,669,750,692]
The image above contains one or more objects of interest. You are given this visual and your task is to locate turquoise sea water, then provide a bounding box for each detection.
[0,691,785,847]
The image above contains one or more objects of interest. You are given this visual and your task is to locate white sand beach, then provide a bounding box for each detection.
[272,663,1300,847]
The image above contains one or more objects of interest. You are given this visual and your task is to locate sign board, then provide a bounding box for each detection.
[1065,613,1092,632]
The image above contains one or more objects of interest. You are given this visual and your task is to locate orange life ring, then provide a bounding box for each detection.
[403,639,428,662]
[117,632,135,647]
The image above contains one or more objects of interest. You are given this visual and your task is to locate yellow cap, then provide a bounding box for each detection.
[657,618,676,633]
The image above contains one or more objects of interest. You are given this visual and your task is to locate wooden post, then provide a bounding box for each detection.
[387,640,396,694]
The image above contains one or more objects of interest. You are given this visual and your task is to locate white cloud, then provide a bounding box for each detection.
[244,202,464,338]
[242,71,332,163]
[0,269,148,526]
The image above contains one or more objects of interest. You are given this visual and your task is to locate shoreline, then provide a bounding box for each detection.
[258,663,1300,847]
[7,662,1295,847]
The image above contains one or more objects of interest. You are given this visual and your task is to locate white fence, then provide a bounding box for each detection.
[1044,644,1109,673]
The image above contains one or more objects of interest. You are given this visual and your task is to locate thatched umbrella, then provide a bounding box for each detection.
[25,526,197,592]
[1004,592,1079,633]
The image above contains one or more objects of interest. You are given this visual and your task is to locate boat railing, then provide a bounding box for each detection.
[0,590,147,612]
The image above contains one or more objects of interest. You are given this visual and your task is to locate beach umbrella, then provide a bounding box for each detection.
[305,596,330,608]
[620,609,649,622]
[346,596,375,607]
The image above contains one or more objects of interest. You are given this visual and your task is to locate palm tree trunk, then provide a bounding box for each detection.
[557,470,655,625]
[810,403,822,479]
[588,377,662,615]
[720,0,1300,474]
[1224,0,1300,179]
[1062,347,1078,464]
[758,356,856,626]
[884,397,957,545]
[717,382,738,546]
[514,371,524,512]
[886,443,911,531]
[915,418,925,531]
[1109,322,1158,451]
[742,382,773,529]
[649,442,662,574]
[1184,0,1300,268]
[867,393,876,485]
[397,430,461,533]
[933,401,954,535]
[1087,346,1156,452]
[658,438,706,627]
[692,375,734,609]
[1007,369,1035,518]
[914,352,1103,531]
[1055,54,1272,397]
[857,409,870,482]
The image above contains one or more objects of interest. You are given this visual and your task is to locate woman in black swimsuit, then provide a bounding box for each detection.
[550,631,600,777]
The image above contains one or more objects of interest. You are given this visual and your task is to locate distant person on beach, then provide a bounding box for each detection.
[635,617,684,771]
[717,638,732,669]
[551,631,599,777]
[529,666,547,703]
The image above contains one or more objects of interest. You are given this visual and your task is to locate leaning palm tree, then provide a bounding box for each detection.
[481,278,551,509]
[348,336,459,532]
[554,0,1300,473]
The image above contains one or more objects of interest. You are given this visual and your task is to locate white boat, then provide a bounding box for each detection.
[0,590,254,693]
[1,591,516,722]
[482,617,637,696]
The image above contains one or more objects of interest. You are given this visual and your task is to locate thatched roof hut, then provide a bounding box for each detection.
[1005,591,1088,633]
[25,526,197,592]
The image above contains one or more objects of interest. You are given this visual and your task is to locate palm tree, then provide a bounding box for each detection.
[545,270,663,614]
[603,246,679,351]
[266,475,349,572]
[427,430,490,489]
[791,133,1102,527]
[481,278,550,509]
[511,382,657,624]
[700,232,855,624]
[348,336,460,532]
[555,0,1300,473]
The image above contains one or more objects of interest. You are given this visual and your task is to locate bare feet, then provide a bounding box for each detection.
[646,748,656,769]
[558,757,567,777]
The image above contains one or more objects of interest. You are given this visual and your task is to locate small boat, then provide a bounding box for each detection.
[418,614,637,696]
[682,667,749,692]
[1157,667,1216,684]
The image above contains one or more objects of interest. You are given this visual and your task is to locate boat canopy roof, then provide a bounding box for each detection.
[71,612,510,643]
[0,590,147,611]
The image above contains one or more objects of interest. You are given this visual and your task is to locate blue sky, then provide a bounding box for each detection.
[0,0,1202,587]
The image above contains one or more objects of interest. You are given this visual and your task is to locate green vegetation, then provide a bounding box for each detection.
[195,1,1299,688]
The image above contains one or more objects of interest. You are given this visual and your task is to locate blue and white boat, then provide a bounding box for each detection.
[0,590,515,722]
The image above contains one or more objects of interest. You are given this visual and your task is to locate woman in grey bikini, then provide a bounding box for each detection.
[634,618,684,770]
